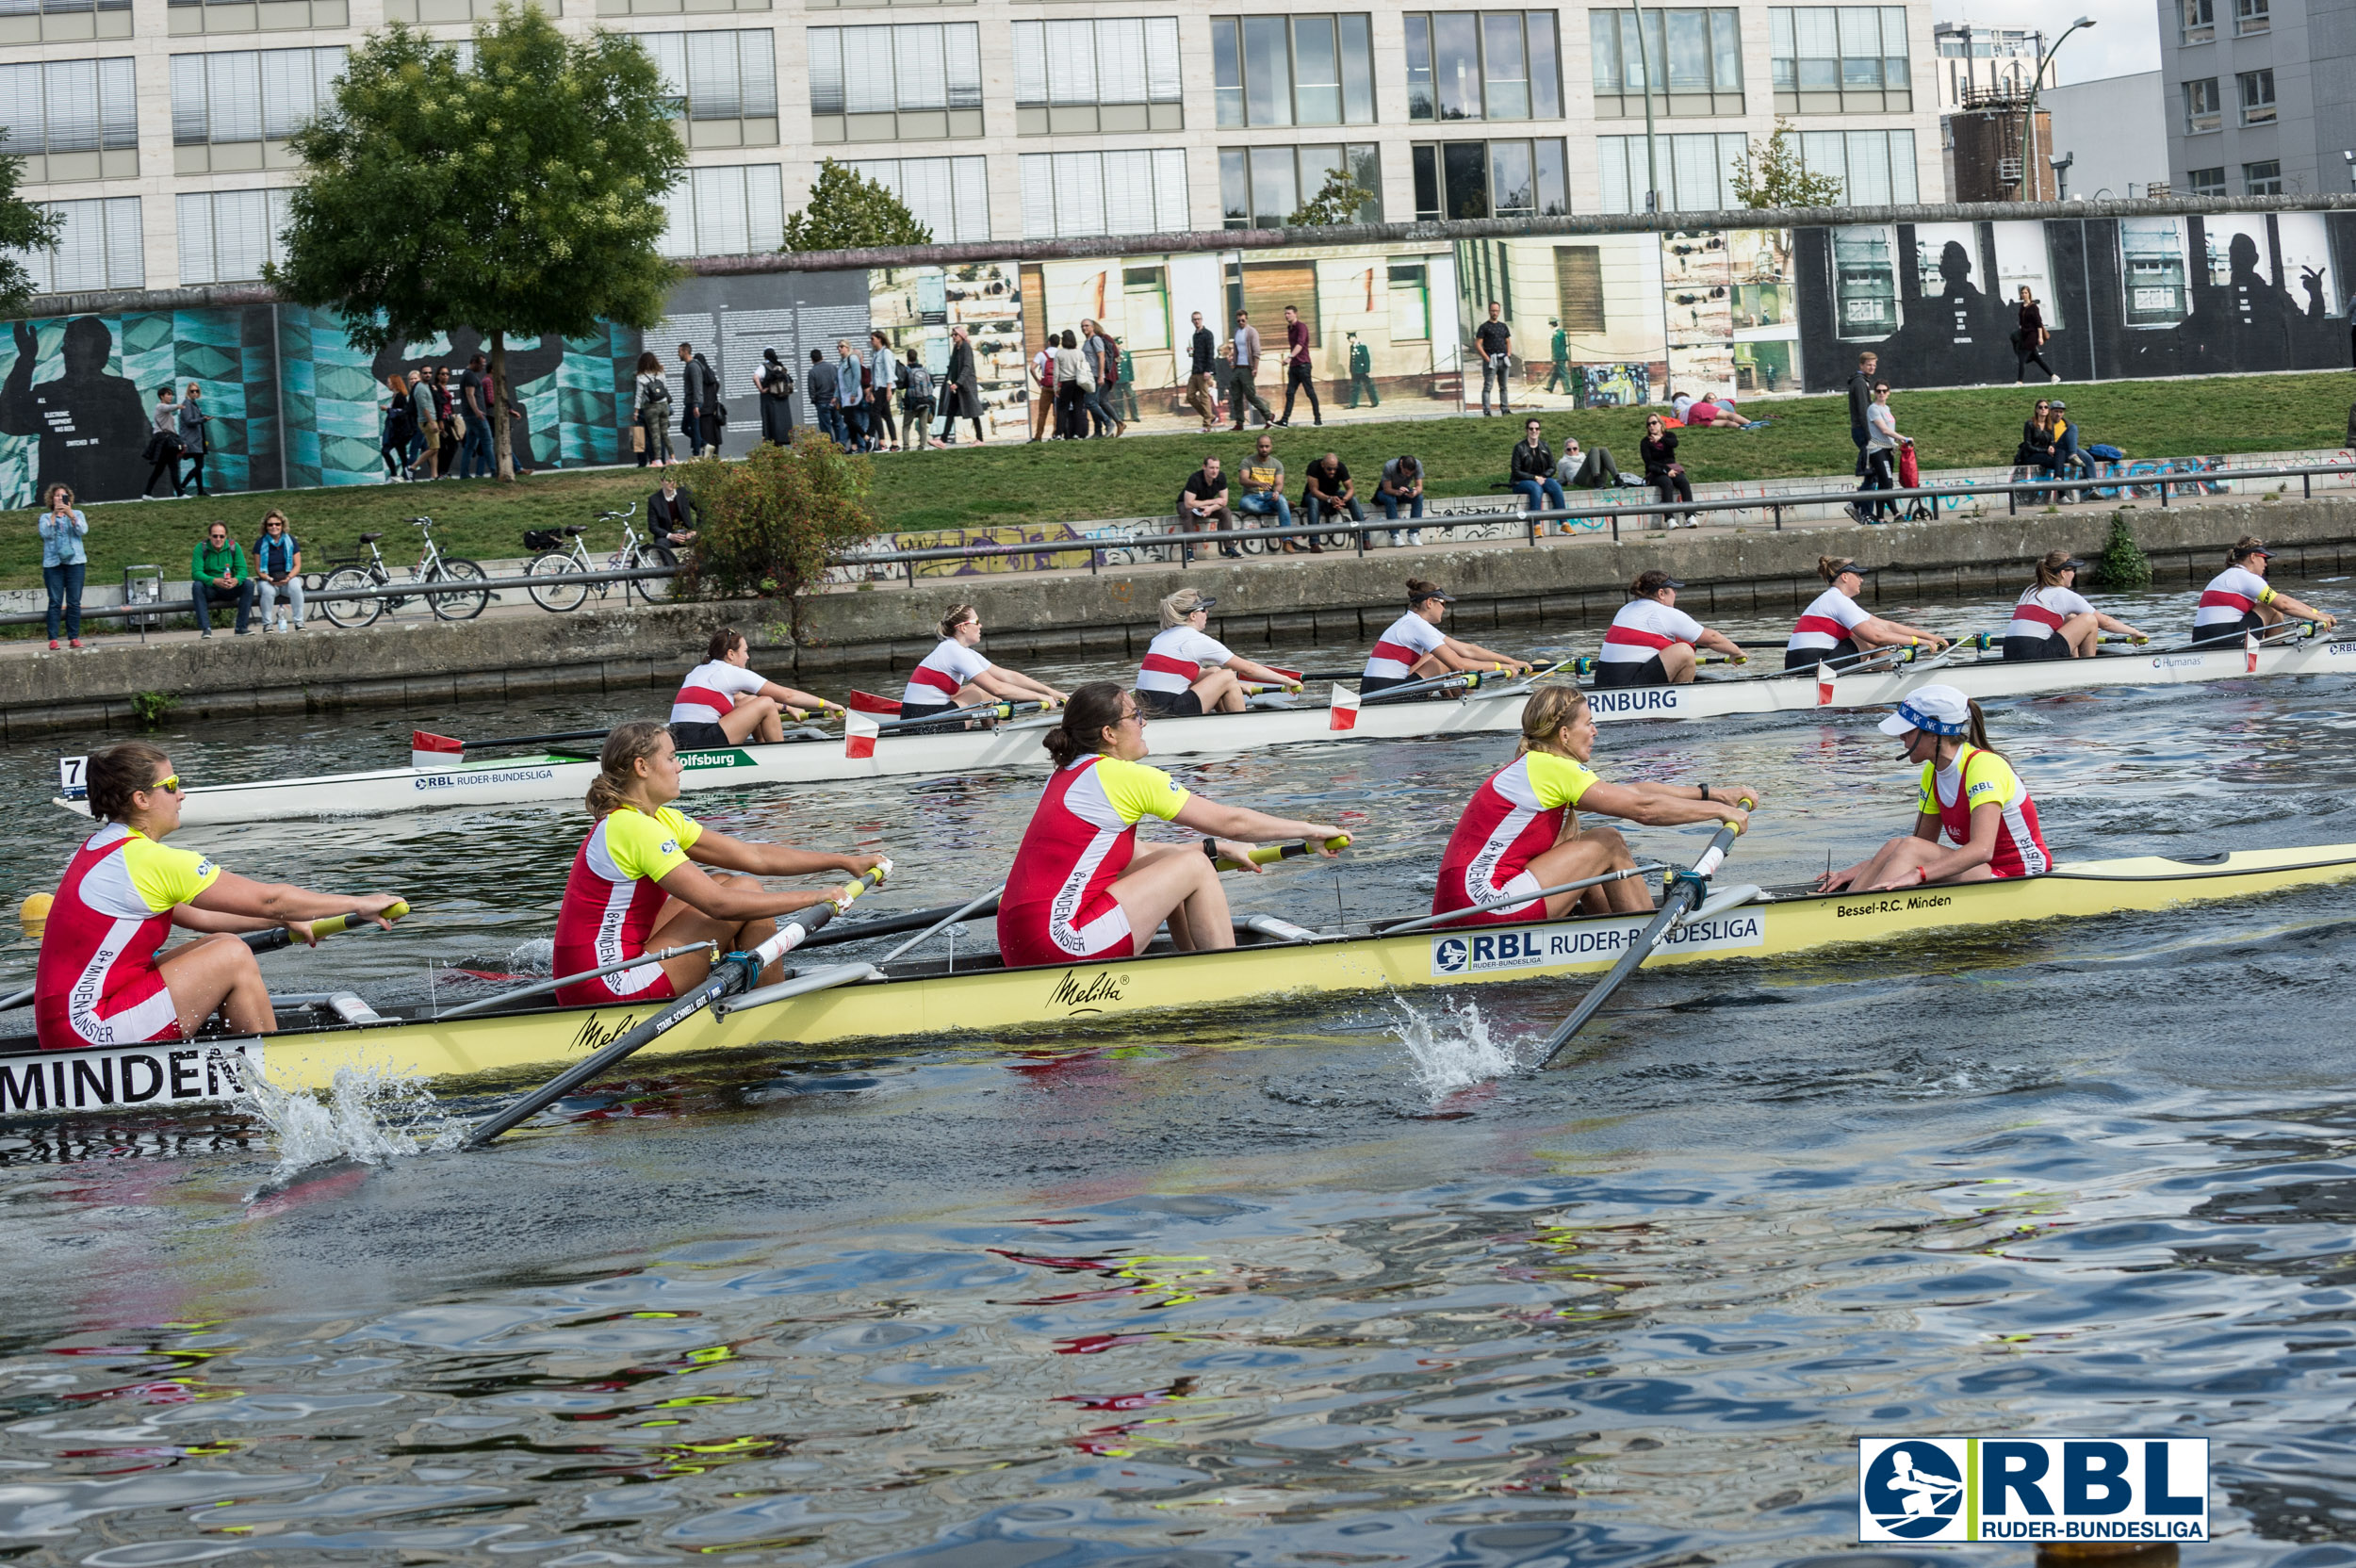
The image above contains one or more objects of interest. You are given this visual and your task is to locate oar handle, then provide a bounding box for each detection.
[244,899,412,956]
[1213,834,1351,872]
[744,861,891,970]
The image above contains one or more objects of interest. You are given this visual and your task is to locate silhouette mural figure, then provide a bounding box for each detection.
[1876,232,2008,385]
[2180,229,2329,368]
[0,318,151,505]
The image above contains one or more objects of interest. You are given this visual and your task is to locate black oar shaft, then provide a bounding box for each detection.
[458,727,615,753]
[1534,824,1740,1069]
[0,905,407,1013]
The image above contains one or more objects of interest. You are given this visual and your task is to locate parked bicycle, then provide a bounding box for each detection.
[318,516,490,629]
[523,504,678,612]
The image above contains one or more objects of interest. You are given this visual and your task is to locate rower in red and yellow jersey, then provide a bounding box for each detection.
[552,722,887,1006]
[997,683,1344,968]
[669,627,839,751]
[34,743,404,1049]
[1432,687,1759,924]
[1818,684,2049,892]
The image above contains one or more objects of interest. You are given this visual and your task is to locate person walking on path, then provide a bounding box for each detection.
[408,370,440,480]
[899,351,935,449]
[1474,302,1513,416]
[379,373,415,481]
[140,386,184,499]
[177,382,211,496]
[1854,382,1906,523]
[38,482,87,649]
[2013,287,2058,384]
[938,325,985,446]
[834,341,869,452]
[1543,318,1570,394]
[1846,351,1876,479]
[757,349,796,446]
[1080,319,1122,438]
[458,354,496,478]
[1276,304,1321,427]
[1346,332,1380,408]
[1186,312,1220,430]
[867,330,900,452]
[1225,310,1274,431]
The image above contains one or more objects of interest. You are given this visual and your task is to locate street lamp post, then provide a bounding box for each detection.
[2022,16,2094,201]
[1631,0,1660,211]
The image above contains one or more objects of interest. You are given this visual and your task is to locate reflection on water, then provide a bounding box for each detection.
[0,580,2352,1564]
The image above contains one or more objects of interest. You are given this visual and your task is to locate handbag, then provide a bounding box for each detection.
[630,424,646,454]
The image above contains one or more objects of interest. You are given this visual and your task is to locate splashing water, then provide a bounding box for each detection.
[1389,996,1519,1099]
[237,1063,464,1185]
[503,938,554,976]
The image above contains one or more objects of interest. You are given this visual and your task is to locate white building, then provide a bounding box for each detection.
[2042,70,2170,198]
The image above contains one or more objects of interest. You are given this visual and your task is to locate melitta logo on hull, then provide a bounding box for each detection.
[1431,911,1764,975]
[1587,688,1686,716]
[1046,970,1128,1012]
[1857,1438,2208,1544]
[416,766,560,792]
[0,1042,259,1112]
[572,1012,642,1054]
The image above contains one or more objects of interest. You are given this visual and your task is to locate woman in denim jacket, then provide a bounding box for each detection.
[37,482,87,650]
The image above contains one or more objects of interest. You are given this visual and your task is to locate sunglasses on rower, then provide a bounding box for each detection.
[143,774,183,795]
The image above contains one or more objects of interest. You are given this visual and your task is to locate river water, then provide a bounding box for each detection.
[1,578,2352,1567]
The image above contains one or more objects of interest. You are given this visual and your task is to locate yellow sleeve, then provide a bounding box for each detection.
[1527,752,1598,808]
[606,807,698,882]
[1962,751,2020,809]
[1095,757,1192,824]
[123,837,221,913]
[1916,760,1937,818]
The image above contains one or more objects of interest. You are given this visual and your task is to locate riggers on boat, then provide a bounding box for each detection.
[5,841,2351,1117]
[49,633,2356,825]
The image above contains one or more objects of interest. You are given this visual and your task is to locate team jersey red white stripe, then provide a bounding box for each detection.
[1432,752,1598,924]
[1919,744,2049,879]
[670,661,765,726]
[2195,565,2273,629]
[902,638,991,706]
[1787,587,1872,654]
[2005,585,2092,643]
[1364,612,1446,679]
[1597,598,1705,664]
[33,823,219,1051]
[1137,626,1232,694]
[998,755,1192,967]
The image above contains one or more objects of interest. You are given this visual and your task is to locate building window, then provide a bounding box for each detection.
[383,0,534,20]
[1590,9,1742,118]
[0,59,139,184]
[1013,18,1182,136]
[842,155,988,241]
[602,0,763,16]
[808,23,982,143]
[1403,11,1562,121]
[1219,143,1381,227]
[2184,166,2225,196]
[1795,128,1917,203]
[1389,260,1431,339]
[1595,130,1744,212]
[10,196,141,293]
[2181,0,2213,41]
[659,163,782,256]
[1770,7,1911,114]
[2236,68,2273,125]
[1410,138,1566,219]
[806,0,963,10]
[635,30,777,148]
[0,0,131,45]
[177,188,291,284]
[2182,77,2220,133]
[2242,158,2282,195]
[1213,15,1376,128]
[169,46,343,173]
[1018,149,1188,238]
[1555,243,1604,330]
[2233,0,2267,33]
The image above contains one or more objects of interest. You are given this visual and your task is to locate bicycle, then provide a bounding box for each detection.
[523,503,679,613]
[318,517,490,629]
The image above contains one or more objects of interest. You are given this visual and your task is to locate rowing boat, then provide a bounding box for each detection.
[6,841,2348,1116]
[50,634,2356,825]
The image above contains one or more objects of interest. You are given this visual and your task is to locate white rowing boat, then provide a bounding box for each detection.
[51,634,2356,825]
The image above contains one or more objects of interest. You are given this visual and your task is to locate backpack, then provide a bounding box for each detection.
[523,528,564,551]
[893,358,908,390]
[2087,443,2125,462]
[642,374,671,406]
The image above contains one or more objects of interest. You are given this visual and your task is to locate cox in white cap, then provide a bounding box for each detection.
[1821,683,2052,892]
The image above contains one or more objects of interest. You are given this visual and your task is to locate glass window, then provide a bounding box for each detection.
[1213,20,1244,126]
[2236,68,2273,124]
[1242,15,1292,125]
[1433,12,1481,117]
[1710,9,1741,90]
[1483,13,1530,116]
[2182,0,2213,38]
[1294,16,1341,122]
[2234,0,2266,33]
[1219,143,1382,226]
[0,57,138,158]
[13,195,140,293]
[806,23,981,132]
[1412,138,1566,218]
[1441,139,1487,217]
[176,187,292,285]
[1213,14,1377,128]
[1665,8,1709,90]
[2242,158,2281,195]
[1405,15,1434,118]
[1340,16,1376,121]
[2184,166,2225,197]
[2183,76,2220,132]
[1595,130,1743,211]
[1014,18,1182,108]
[1408,10,1560,119]
[1388,260,1430,341]
[635,31,777,122]
[841,155,989,241]
[1019,148,1187,237]
[170,46,342,145]
[1528,14,1561,115]
[1788,127,1917,204]
[659,164,782,256]
[1769,6,1906,109]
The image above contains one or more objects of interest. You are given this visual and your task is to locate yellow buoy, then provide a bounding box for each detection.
[18,892,51,940]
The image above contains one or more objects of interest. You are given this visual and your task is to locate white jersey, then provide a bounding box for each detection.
[2195,565,2273,630]
[902,638,990,706]
[2005,585,2094,644]
[671,661,765,726]
[1598,597,1704,664]
[1138,626,1232,694]
[1788,587,1872,654]
[1365,612,1446,679]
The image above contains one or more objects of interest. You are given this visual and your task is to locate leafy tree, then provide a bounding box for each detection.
[779,160,931,252]
[671,433,882,638]
[1288,168,1377,228]
[2090,511,2152,590]
[269,4,684,481]
[1728,119,1846,210]
[0,141,61,318]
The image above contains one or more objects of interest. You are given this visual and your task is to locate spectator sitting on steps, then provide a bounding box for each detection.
[648,473,699,547]
[1377,454,1426,548]
[254,510,303,632]
[1300,452,1362,552]
[1511,418,1568,525]
[1236,433,1293,536]
[190,519,252,638]
[1640,415,1697,529]
[1556,435,1627,490]
[1178,454,1235,563]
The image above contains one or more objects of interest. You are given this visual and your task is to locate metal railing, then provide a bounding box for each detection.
[0,564,672,631]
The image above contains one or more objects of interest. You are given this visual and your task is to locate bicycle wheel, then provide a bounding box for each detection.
[427,557,491,621]
[319,566,384,629]
[526,551,589,612]
[629,545,678,605]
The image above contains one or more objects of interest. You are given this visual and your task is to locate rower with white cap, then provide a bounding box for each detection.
[1816,684,2050,892]
[1594,569,1747,687]
[1135,589,1301,717]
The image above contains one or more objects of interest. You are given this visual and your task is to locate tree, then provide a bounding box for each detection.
[779,160,931,253]
[0,142,61,318]
[1288,167,1376,229]
[269,4,684,481]
[671,433,883,639]
[1727,119,1846,210]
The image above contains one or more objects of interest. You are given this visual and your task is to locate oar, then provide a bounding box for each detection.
[463,864,891,1149]
[1362,661,1560,707]
[1210,834,1351,872]
[872,882,1006,966]
[876,699,1047,734]
[428,939,718,1021]
[1374,863,1669,936]
[450,727,615,754]
[0,902,410,1013]
[1533,822,1743,1070]
[801,892,1002,951]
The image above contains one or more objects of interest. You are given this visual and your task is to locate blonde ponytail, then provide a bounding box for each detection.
[587,721,670,816]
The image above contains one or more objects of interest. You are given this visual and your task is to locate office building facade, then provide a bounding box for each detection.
[2160,0,2356,198]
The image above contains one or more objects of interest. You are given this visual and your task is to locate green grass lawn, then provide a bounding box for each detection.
[9,371,2349,591]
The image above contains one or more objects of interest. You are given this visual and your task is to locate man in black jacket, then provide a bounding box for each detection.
[1846,351,1877,477]
[1185,311,1219,431]
[679,341,719,457]
[648,473,699,546]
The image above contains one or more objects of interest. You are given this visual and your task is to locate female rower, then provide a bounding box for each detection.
[1432,687,1758,923]
[1136,588,1300,716]
[1361,580,1532,695]
[900,603,1068,721]
[1594,570,1747,687]
[997,683,1344,967]
[1785,557,1950,672]
[1816,684,2048,892]
[2190,537,2336,645]
[670,628,839,750]
[2003,550,2149,660]
[552,722,887,1006]
[34,743,405,1049]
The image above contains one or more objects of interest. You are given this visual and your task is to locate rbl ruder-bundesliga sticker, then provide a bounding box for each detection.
[1857,1438,2209,1544]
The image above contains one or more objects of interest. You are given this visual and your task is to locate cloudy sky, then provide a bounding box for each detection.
[1931,0,2163,82]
